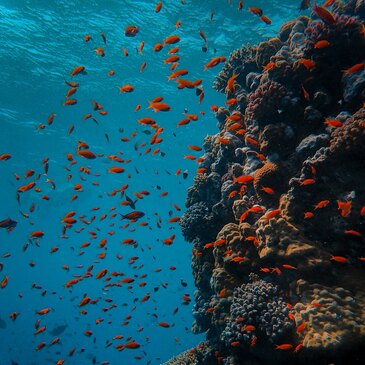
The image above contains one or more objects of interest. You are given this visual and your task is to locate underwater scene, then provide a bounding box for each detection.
[0,0,364,364]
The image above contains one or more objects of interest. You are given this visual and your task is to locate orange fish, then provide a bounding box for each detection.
[337,201,351,217]
[324,119,343,128]
[226,73,239,94]
[77,150,96,159]
[36,308,51,315]
[139,41,145,54]
[344,230,362,238]
[157,322,170,328]
[203,56,226,71]
[140,61,147,73]
[261,186,275,195]
[313,3,335,24]
[234,175,254,184]
[263,61,276,71]
[164,55,180,64]
[260,15,272,24]
[0,153,11,160]
[30,231,44,238]
[155,1,162,13]
[63,99,77,106]
[95,47,105,57]
[248,7,263,16]
[300,178,315,186]
[296,322,307,332]
[242,325,256,332]
[96,269,108,279]
[148,101,171,112]
[314,40,330,49]
[122,47,129,56]
[125,25,139,37]
[1,275,8,288]
[118,84,134,93]
[231,256,247,263]
[300,58,316,70]
[164,35,180,45]
[342,63,365,74]
[265,209,281,220]
[275,344,293,350]
[70,66,85,76]
[154,43,164,52]
[330,256,349,263]
[314,200,330,209]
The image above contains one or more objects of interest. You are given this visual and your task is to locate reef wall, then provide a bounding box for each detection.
[177,2,365,365]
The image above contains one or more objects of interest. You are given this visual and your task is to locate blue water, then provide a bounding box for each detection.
[0,1,301,364]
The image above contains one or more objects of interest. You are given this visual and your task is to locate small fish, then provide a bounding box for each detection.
[118,84,134,93]
[312,2,335,24]
[125,25,139,37]
[248,7,263,16]
[275,344,293,350]
[342,63,365,74]
[155,1,162,13]
[337,200,351,217]
[330,255,349,263]
[203,56,226,71]
[314,40,330,49]
[121,211,145,220]
[70,66,85,77]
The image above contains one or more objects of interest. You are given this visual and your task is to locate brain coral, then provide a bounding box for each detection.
[293,279,365,350]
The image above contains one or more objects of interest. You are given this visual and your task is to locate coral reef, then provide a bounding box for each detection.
[293,279,365,350]
[176,3,365,365]
[163,348,198,365]
[221,274,293,346]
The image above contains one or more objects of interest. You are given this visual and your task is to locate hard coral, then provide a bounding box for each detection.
[186,172,221,208]
[162,348,198,365]
[255,37,282,69]
[329,107,365,157]
[245,80,287,125]
[294,279,365,351]
[180,202,218,243]
[253,162,283,201]
[214,44,257,94]
[221,274,293,346]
